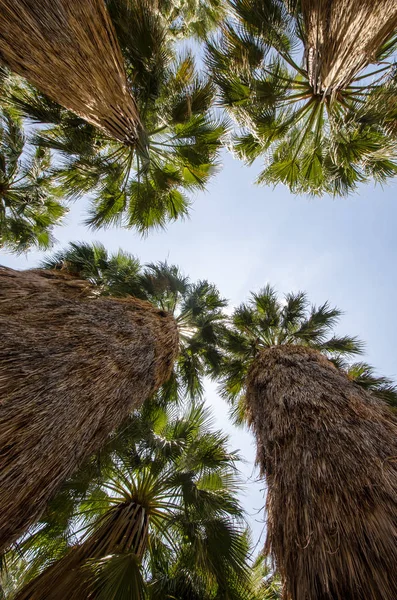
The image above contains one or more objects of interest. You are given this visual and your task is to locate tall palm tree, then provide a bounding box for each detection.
[0,109,66,251]
[44,241,228,402]
[219,285,397,600]
[0,0,141,145]
[208,0,397,196]
[10,401,248,600]
[7,0,226,234]
[0,262,179,553]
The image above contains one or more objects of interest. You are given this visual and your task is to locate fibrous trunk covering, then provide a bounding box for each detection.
[0,267,178,552]
[0,0,141,144]
[301,0,397,94]
[246,345,397,600]
[15,501,148,599]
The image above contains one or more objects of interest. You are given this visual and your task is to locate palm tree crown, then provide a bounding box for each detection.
[8,400,248,600]
[0,109,66,251]
[220,284,397,409]
[7,0,226,235]
[43,242,228,402]
[207,0,397,196]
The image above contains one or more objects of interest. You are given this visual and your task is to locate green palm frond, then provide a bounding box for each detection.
[334,360,397,408]
[90,552,146,600]
[0,109,66,252]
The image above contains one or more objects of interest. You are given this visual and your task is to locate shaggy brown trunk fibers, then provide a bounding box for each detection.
[0,0,142,145]
[0,267,178,552]
[246,345,397,600]
[301,0,397,94]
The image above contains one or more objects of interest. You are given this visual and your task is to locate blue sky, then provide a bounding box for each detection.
[2,149,396,545]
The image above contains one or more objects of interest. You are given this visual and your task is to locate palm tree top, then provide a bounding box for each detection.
[227,284,363,354]
[220,284,397,409]
[6,1,228,235]
[42,241,228,402]
[207,1,397,196]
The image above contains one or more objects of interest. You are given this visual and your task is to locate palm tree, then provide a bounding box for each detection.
[207,0,397,196]
[0,0,141,145]
[7,0,226,234]
[44,241,228,402]
[10,401,248,600]
[299,0,397,93]
[0,262,179,553]
[0,109,66,251]
[219,285,397,600]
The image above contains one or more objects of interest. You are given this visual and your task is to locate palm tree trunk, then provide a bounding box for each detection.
[301,0,397,94]
[0,267,178,552]
[246,345,397,600]
[0,0,142,145]
[14,501,148,599]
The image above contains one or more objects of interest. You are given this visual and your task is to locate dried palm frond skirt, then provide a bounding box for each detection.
[301,0,397,93]
[247,345,397,600]
[0,0,141,144]
[0,267,178,552]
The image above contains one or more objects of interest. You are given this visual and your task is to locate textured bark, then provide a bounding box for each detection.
[15,501,148,600]
[301,0,397,94]
[246,345,397,600]
[0,267,178,552]
[0,0,142,144]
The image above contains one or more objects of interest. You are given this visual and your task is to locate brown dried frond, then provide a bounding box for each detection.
[0,0,142,144]
[0,266,178,552]
[246,345,397,600]
[301,0,397,93]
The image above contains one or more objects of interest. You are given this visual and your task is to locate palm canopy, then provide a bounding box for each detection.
[7,0,226,235]
[207,0,397,196]
[220,284,397,409]
[43,242,228,402]
[158,0,229,40]
[0,109,65,251]
[7,400,249,600]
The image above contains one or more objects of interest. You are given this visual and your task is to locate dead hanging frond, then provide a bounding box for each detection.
[0,0,143,145]
[301,0,397,93]
[247,345,397,600]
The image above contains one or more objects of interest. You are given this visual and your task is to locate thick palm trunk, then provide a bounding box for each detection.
[15,501,148,599]
[0,267,178,552]
[0,0,142,145]
[246,345,397,600]
[301,0,397,94]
